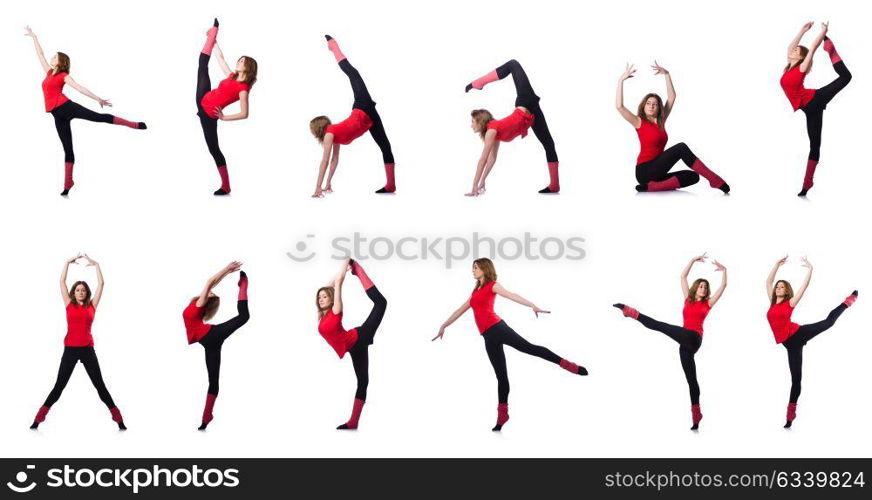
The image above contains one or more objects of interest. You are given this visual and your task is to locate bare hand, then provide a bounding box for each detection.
[620,63,636,81]
[98,99,112,108]
[532,306,551,318]
[713,260,726,272]
[432,326,446,341]
[776,255,788,267]
[692,252,708,264]
[24,26,36,38]
[800,256,813,270]
[820,21,829,34]
[225,260,243,273]
[214,107,225,120]
[651,60,669,75]
[801,21,814,32]
[82,253,97,266]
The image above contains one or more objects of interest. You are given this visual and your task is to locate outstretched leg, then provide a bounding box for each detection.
[528,104,561,194]
[31,349,78,429]
[366,109,396,193]
[53,116,76,196]
[80,348,126,430]
[491,321,587,375]
[338,348,369,430]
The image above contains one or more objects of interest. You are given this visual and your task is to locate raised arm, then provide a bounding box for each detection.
[616,64,641,128]
[81,254,105,308]
[213,43,233,76]
[331,257,351,315]
[708,260,728,307]
[493,283,550,317]
[64,75,111,108]
[766,255,787,299]
[800,22,828,73]
[467,131,497,196]
[216,91,249,121]
[312,135,335,197]
[59,255,79,306]
[196,261,242,307]
[789,257,813,308]
[681,253,707,298]
[788,22,813,58]
[652,61,675,120]
[432,299,472,341]
[24,26,51,73]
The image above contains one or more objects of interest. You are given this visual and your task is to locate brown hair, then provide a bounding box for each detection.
[688,279,711,303]
[54,52,71,75]
[316,286,335,318]
[472,258,498,291]
[770,280,795,306]
[637,93,665,129]
[191,295,221,322]
[235,56,258,86]
[785,45,810,73]
[471,109,494,140]
[310,116,332,143]
[68,281,92,308]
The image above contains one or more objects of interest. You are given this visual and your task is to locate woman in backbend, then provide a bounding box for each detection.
[25,26,146,196]
[182,261,250,430]
[30,254,127,430]
[316,258,388,430]
[310,36,396,197]
[196,19,258,195]
[616,62,729,194]
[613,254,727,430]
[434,258,588,431]
[464,59,561,195]
[765,256,856,428]
[781,22,851,196]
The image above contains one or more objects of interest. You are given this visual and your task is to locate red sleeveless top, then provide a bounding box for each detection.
[470,281,501,334]
[200,74,251,119]
[780,65,816,111]
[326,109,373,145]
[183,299,213,344]
[65,303,96,347]
[682,298,711,336]
[636,119,668,165]
[767,300,801,344]
[487,108,535,142]
[42,70,69,112]
[318,310,359,358]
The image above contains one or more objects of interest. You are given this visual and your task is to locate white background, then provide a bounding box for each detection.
[0,0,869,458]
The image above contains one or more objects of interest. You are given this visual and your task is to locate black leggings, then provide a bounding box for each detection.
[635,143,701,188]
[801,61,852,162]
[782,303,847,404]
[42,346,117,409]
[347,286,388,401]
[636,314,703,405]
[339,59,394,164]
[198,300,250,395]
[196,53,226,167]
[495,59,558,163]
[51,101,118,163]
[482,320,562,404]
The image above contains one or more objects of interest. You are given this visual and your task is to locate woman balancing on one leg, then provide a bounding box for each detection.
[183,261,250,430]
[781,22,852,196]
[765,256,857,428]
[316,258,388,429]
[310,36,396,197]
[196,19,258,195]
[24,26,146,196]
[31,254,126,430]
[613,254,728,430]
[616,62,729,194]
[433,258,588,431]
[465,59,561,195]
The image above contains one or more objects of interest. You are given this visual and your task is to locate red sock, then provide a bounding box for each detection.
[547,161,560,191]
[350,260,374,290]
[559,359,580,374]
[34,405,50,424]
[110,407,124,424]
[786,402,797,423]
[823,37,842,65]
[202,26,218,56]
[217,165,231,193]
[844,291,858,307]
[496,403,510,426]
[802,159,817,192]
[345,398,365,429]
[202,393,217,425]
[327,38,346,63]
[238,272,248,301]
[691,404,703,425]
[690,159,725,189]
[112,116,140,129]
[468,70,499,91]
[381,163,396,192]
[647,176,681,192]
[64,162,75,191]
[620,305,640,320]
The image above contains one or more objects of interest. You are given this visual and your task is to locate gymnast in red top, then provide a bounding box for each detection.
[184,261,250,430]
[25,26,146,196]
[765,256,856,428]
[196,19,258,195]
[434,258,587,431]
[781,22,852,196]
[614,254,727,431]
[316,258,388,430]
[30,254,126,431]
[465,60,561,196]
[616,62,729,194]
[310,36,396,197]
